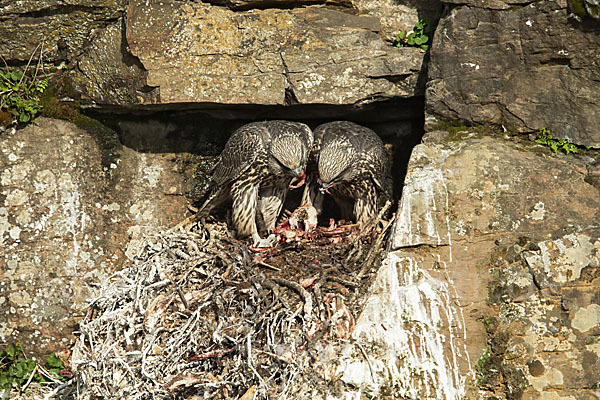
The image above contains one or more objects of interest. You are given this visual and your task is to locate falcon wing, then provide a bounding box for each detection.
[212,124,265,185]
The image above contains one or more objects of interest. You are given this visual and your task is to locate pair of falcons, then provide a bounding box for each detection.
[197,120,389,248]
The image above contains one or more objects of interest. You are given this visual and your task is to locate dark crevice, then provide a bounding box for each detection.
[87,98,423,138]
[585,163,600,191]
[525,259,543,292]
[366,74,414,83]
[200,0,353,12]
[119,18,145,71]
[393,242,451,251]
[1,5,121,20]
[539,57,572,67]
[280,53,299,106]
[83,96,424,216]
[284,87,299,105]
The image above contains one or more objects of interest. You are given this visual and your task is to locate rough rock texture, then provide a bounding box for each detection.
[204,0,351,10]
[0,0,126,67]
[0,118,194,357]
[1,0,438,114]
[71,18,157,106]
[440,0,531,8]
[351,0,442,42]
[360,131,600,398]
[123,1,424,107]
[195,0,442,41]
[427,0,600,147]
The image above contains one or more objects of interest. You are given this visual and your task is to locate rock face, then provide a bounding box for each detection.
[0,118,195,357]
[71,17,156,106]
[204,0,352,9]
[0,0,127,67]
[427,0,600,147]
[349,0,442,42]
[123,1,424,107]
[2,0,437,113]
[354,131,600,399]
[1,0,599,398]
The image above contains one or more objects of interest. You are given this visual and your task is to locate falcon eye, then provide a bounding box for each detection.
[333,165,354,183]
[272,156,289,170]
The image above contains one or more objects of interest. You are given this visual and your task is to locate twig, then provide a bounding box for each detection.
[169,214,197,233]
[31,39,44,90]
[256,260,281,272]
[355,341,376,383]
[280,367,300,400]
[20,363,38,393]
[0,54,8,70]
[272,278,312,322]
[176,285,189,310]
[246,333,266,388]
[43,379,74,400]
[356,212,396,280]
[189,348,234,361]
[19,42,41,85]
[327,275,359,288]
[36,364,63,384]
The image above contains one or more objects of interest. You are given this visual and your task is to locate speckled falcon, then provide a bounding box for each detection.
[302,121,389,226]
[198,120,313,247]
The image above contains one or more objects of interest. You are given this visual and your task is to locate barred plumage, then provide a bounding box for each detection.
[302,121,389,226]
[198,120,313,247]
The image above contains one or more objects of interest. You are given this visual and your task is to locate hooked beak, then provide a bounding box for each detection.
[288,170,306,189]
[319,180,334,194]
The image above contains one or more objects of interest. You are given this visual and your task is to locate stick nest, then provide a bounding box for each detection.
[68,216,391,399]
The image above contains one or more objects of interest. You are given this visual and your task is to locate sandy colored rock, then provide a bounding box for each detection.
[0,0,127,67]
[125,1,424,106]
[0,118,194,357]
[71,18,157,105]
[351,0,442,42]
[384,132,600,398]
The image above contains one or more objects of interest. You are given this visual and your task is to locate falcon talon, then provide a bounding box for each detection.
[251,233,278,250]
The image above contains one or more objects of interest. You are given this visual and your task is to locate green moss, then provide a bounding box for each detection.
[428,117,504,143]
[475,348,492,387]
[174,153,217,201]
[39,84,78,121]
[40,82,121,169]
[569,0,589,18]
[74,113,122,169]
[534,128,589,155]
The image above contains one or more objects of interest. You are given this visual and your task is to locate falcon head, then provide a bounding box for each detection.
[269,134,309,188]
[317,142,358,192]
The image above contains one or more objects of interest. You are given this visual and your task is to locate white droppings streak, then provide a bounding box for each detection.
[337,144,472,398]
[394,145,457,248]
[339,253,470,399]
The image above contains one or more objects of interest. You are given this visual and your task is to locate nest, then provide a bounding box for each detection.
[65,210,393,399]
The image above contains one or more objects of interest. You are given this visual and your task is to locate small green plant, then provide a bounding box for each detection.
[0,69,48,123]
[0,343,66,394]
[479,315,493,332]
[394,20,433,51]
[475,348,492,387]
[45,353,65,379]
[0,44,49,124]
[534,128,581,155]
[0,344,36,392]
